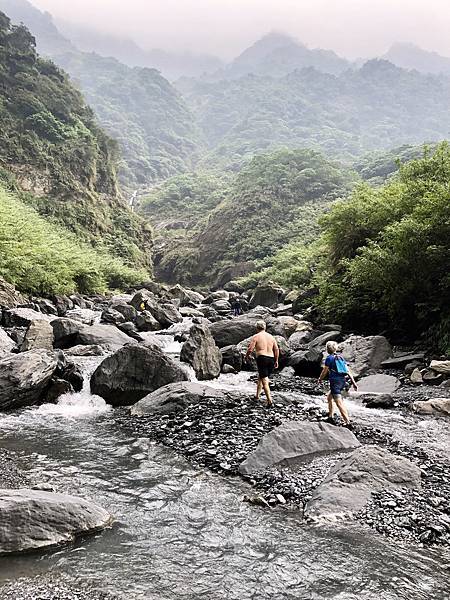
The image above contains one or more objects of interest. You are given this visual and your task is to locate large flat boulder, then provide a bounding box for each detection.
[90,344,189,406]
[239,421,360,475]
[20,319,54,352]
[180,323,221,380]
[357,374,401,394]
[76,324,136,351]
[2,308,51,328]
[413,398,450,416]
[0,489,112,554]
[305,446,422,520]
[0,351,57,410]
[130,382,225,416]
[209,316,284,348]
[340,335,392,378]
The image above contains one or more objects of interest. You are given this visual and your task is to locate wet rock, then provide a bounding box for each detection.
[413,398,450,416]
[0,277,25,309]
[288,330,313,351]
[308,330,342,352]
[221,364,237,374]
[46,379,74,403]
[239,421,360,475]
[0,351,57,410]
[2,308,50,328]
[357,393,394,409]
[249,283,284,308]
[91,344,189,406]
[305,446,421,520]
[289,348,323,377]
[51,318,84,349]
[0,489,112,554]
[60,363,84,393]
[20,319,54,352]
[180,323,221,380]
[135,310,160,332]
[339,335,392,378]
[130,382,225,416]
[0,328,15,356]
[381,353,425,369]
[64,344,105,357]
[76,324,136,351]
[430,360,450,375]
[357,374,401,394]
[221,345,243,372]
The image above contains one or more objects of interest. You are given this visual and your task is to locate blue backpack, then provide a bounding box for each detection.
[332,354,349,375]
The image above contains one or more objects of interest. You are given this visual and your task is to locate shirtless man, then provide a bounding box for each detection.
[245,320,279,407]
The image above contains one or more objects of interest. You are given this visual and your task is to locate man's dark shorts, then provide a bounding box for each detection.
[256,355,275,379]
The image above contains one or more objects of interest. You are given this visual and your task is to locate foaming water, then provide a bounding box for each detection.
[36,391,111,418]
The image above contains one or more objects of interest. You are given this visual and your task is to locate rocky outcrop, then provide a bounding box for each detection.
[305,446,422,520]
[239,421,360,475]
[0,351,57,410]
[340,335,392,378]
[413,398,450,416]
[0,489,112,554]
[90,344,189,406]
[20,319,54,352]
[180,324,221,380]
[249,283,284,309]
[76,324,136,351]
[0,277,24,308]
[289,348,323,377]
[130,382,225,416]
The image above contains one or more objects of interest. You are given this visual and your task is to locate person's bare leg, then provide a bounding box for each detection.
[255,378,263,399]
[262,377,273,406]
[334,396,350,424]
[327,391,335,418]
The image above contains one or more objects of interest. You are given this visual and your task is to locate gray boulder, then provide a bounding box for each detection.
[221,345,243,372]
[64,344,105,357]
[90,344,189,406]
[167,284,204,306]
[305,446,421,520]
[109,301,137,323]
[288,330,313,351]
[429,360,450,375]
[289,348,323,377]
[381,353,425,369]
[278,316,301,338]
[239,421,360,475]
[101,308,126,326]
[20,319,54,352]
[180,324,221,380]
[151,303,183,329]
[209,316,284,348]
[180,307,204,318]
[130,289,156,311]
[340,335,392,378]
[308,330,342,352]
[51,318,84,349]
[76,324,136,351]
[130,382,225,416]
[413,398,450,416]
[0,328,15,356]
[0,277,24,308]
[135,310,160,332]
[46,379,74,403]
[2,308,51,328]
[0,489,112,554]
[52,295,74,316]
[0,351,57,410]
[249,283,284,308]
[354,393,394,409]
[357,374,401,394]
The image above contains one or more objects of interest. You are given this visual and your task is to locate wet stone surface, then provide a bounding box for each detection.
[117,376,450,548]
[0,575,119,600]
[0,448,29,489]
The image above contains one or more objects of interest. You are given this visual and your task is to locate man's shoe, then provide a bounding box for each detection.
[325,416,337,425]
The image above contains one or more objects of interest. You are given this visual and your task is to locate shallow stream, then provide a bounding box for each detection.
[0,339,449,599]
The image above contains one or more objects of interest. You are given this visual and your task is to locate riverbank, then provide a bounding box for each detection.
[117,372,450,548]
[0,574,119,600]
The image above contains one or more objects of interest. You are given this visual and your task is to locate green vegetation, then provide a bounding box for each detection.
[0,11,152,272]
[148,149,354,285]
[0,185,147,294]
[250,144,450,350]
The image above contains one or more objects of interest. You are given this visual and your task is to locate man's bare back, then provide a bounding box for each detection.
[251,331,277,357]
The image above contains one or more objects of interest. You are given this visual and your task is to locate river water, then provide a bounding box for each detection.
[0,340,449,599]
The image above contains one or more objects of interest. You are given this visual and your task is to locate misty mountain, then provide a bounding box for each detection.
[216,32,350,79]
[56,19,224,80]
[383,42,450,76]
[179,59,450,169]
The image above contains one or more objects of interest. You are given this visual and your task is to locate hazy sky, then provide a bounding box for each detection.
[31,0,449,59]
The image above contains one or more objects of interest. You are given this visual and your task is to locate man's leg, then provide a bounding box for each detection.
[256,377,263,399]
[261,377,273,406]
[327,391,335,418]
[334,395,350,424]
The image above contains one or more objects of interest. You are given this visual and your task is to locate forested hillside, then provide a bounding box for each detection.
[179,60,450,169]
[0,10,151,287]
[147,149,354,285]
